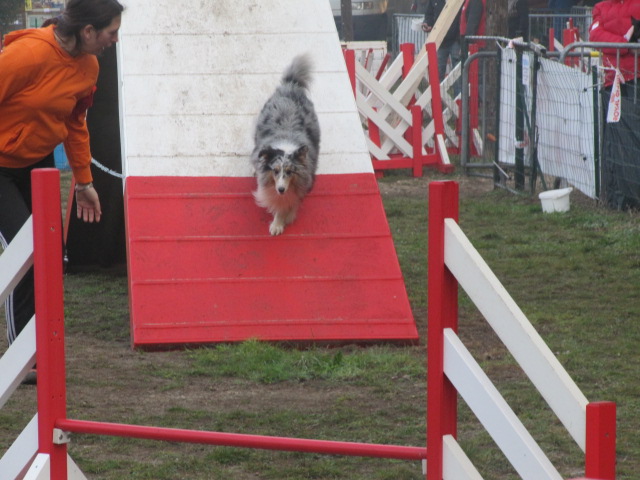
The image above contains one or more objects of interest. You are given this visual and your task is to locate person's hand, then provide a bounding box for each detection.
[75,183,102,223]
[422,23,432,32]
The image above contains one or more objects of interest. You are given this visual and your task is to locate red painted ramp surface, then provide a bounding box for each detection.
[125,174,418,348]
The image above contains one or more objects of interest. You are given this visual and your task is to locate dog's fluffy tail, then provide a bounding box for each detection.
[281,54,313,90]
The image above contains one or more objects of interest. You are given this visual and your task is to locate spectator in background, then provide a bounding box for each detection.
[412,0,429,14]
[589,0,640,210]
[589,0,640,88]
[422,0,462,94]
[508,0,530,41]
[460,0,485,39]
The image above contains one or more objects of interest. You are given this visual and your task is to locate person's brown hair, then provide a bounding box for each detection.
[43,0,124,43]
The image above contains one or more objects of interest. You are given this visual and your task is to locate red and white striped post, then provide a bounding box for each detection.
[32,168,68,478]
[427,181,459,479]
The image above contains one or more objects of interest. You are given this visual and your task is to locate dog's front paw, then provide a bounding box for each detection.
[269,222,285,236]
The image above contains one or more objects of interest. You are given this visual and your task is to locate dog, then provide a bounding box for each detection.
[250,54,320,236]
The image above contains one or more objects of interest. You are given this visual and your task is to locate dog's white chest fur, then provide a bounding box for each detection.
[253,185,301,236]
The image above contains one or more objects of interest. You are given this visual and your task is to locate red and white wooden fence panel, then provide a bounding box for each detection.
[0,172,617,479]
[428,180,616,480]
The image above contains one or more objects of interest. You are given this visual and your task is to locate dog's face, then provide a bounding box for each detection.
[258,145,309,194]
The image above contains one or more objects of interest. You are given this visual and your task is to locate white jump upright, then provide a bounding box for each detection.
[427,180,616,480]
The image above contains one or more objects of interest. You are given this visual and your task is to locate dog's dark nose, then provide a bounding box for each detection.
[278,187,285,194]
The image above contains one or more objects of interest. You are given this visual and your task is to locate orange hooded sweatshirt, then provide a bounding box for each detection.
[0,25,98,184]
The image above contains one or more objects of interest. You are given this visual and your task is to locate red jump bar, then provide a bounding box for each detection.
[56,418,427,461]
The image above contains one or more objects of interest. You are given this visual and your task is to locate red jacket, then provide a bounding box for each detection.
[589,0,640,85]
[0,25,98,183]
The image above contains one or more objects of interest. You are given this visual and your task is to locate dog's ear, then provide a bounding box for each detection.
[259,146,276,162]
[293,145,309,164]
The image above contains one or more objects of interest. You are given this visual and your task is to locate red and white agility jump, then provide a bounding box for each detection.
[0,170,616,479]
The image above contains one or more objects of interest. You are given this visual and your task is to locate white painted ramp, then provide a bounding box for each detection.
[117,0,373,177]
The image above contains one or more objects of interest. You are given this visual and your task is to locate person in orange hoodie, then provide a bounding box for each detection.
[0,0,124,356]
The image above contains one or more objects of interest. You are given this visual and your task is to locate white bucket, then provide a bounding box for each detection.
[411,18,424,32]
[538,187,573,213]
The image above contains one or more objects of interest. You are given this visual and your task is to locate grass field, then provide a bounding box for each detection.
[1,169,638,479]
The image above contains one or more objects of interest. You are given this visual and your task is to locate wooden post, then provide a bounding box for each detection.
[411,105,424,177]
[402,43,418,160]
[425,41,452,172]
[585,402,616,480]
[401,43,415,79]
[469,44,479,131]
[427,181,459,480]
[343,49,356,97]
[32,168,68,479]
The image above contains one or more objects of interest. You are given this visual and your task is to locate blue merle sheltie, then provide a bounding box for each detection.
[250,54,320,236]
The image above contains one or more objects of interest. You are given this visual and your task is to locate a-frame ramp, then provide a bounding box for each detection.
[118,0,419,348]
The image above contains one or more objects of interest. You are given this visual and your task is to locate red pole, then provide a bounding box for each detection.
[56,418,427,460]
[469,44,479,131]
[375,53,391,80]
[343,49,356,97]
[427,181,459,480]
[411,105,424,177]
[32,168,68,479]
[585,401,616,480]
[426,42,447,168]
[563,27,579,67]
[401,43,415,79]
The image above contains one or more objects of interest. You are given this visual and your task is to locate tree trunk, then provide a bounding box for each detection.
[485,0,508,38]
[341,0,354,41]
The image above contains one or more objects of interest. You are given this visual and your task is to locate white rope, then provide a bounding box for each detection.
[91,158,125,179]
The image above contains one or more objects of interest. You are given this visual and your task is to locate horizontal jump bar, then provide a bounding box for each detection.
[56,418,427,461]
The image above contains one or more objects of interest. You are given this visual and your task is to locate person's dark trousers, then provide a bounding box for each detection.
[0,153,55,343]
[437,40,462,97]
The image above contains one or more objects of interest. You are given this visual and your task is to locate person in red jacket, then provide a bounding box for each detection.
[460,0,486,38]
[589,0,640,87]
[0,0,124,358]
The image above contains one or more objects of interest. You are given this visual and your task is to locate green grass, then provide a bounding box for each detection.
[1,170,638,479]
[183,340,424,387]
